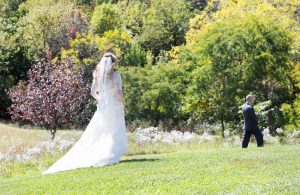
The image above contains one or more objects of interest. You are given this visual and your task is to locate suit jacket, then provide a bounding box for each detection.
[242,103,259,131]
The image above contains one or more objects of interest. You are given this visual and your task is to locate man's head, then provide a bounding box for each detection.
[245,94,255,105]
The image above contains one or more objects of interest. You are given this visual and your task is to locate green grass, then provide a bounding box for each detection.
[0,145,299,194]
[0,123,82,152]
[1,123,300,194]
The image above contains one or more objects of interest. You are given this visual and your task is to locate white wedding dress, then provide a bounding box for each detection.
[42,56,128,174]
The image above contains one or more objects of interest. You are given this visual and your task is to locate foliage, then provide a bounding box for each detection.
[90,3,121,35]
[187,0,208,11]
[120,44,148,67]
[60,29,132,82]
[138,0,192,56]
[118,66,149,122]
[93,29,132,58]
[17,0,88,60]
[8,59,89,140]
[60,33,99,72]
[281,94,300,132]
[119,1,146,37]
[119,61,187,125]
[0,0,25,18]
[174,1,296,136]
[0,4,33,119]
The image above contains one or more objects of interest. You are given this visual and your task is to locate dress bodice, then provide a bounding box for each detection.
[91,72,123,108]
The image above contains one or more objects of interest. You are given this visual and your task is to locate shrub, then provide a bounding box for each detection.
[8,59,89,140]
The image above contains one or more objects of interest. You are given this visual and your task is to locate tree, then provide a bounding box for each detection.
[0,0,25,18]
[178,12,294,136]
[119,61,186,126]
[0,5,33,119]
[17,0,88,60]
[60,29,132,81]
[281,94,300,131]
[93,29,132,58]
[138,0,192,56]
[187,0,208,11]
[119,1,146,37]
[8,59,89,140]
[90,3,121,35]
[281,62,300,132]
[120,44,148,67]
[140,63,186,125]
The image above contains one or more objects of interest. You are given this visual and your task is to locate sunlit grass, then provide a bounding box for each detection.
[0,145,299,194]
[0,123,82,152]
[0,123,299,194]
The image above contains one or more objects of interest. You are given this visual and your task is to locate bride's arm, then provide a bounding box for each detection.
[90,81,100,102]
[91,90,100,102]
[115,73,125,106]
[117,90,125,106]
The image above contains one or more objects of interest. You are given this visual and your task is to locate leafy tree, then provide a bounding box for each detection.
[120,44,148,67]
[138,0,192,56]
[61,29,132,79]
[119,1,146,37]
[0,0,25,18]
[119,62,186,125]
[179,13,294,136]
[90,3,121,35]
[0,6,32,119]
[187,0,208,11]
[93,29,132,58]
[281,62,300,131]
[118,66,149,122]
[281,94,300,132]
[60,33,100,81]
[8,59,89,140]
[17,0,88,60]
[141,63,186,124]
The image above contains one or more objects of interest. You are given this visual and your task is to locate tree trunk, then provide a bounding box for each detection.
[267,111,275,135]
[50,128,57,141]
[221,114,225,138]
[267,80,275,135]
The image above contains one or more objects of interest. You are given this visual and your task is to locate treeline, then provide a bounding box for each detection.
[0,0,299,137]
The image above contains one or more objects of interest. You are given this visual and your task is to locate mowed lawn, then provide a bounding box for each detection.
[1,144,299,194]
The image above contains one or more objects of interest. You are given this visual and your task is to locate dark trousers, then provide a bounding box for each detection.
[242,128,264,148]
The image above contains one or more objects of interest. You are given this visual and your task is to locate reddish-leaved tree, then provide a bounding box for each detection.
[8,59,89,140]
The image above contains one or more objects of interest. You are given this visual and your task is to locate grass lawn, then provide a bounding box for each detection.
[1,144,299,194]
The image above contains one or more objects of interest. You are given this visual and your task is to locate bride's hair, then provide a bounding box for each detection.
[92,52,117,86]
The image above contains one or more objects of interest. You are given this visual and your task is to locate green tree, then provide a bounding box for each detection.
[281,62,300,131]
[90,3,121,35]
[17,0,88,60]
[138,0,192,56]
[0,5,32,119]
[119,1,146,37]
[179,14,294,136]
[0,0,25,18]
[119,63,186,125]
[120,44,148,67]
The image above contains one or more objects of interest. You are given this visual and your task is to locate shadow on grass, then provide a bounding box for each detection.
[120,158,160,163]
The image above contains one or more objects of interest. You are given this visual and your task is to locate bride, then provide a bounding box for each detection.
[42,53,128,174]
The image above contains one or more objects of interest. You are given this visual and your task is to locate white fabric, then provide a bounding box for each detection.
[42,57,128,174]
[113,73,122,91]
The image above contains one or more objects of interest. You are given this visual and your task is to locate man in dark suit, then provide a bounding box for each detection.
[241,95,264,148]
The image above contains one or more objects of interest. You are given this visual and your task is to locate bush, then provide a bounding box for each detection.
[8,59,89,140]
